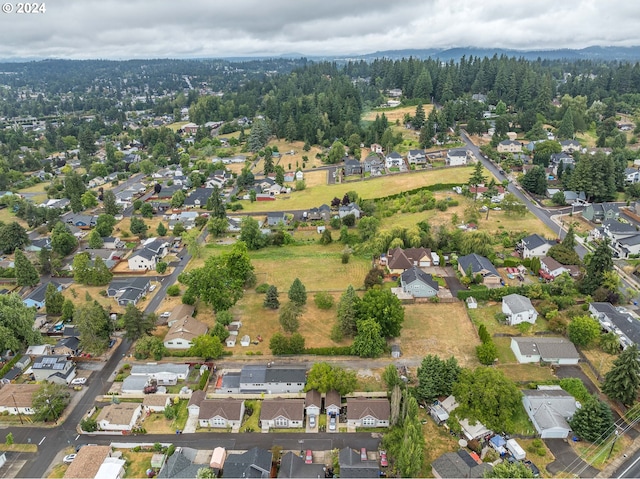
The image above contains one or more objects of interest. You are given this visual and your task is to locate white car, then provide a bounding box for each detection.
[149,285,157,292]
[160,312,171,319]
[71,378,87,385]
[63,454,76,464]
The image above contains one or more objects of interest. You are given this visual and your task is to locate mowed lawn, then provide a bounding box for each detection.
[239,167,474,213]
[401,303,480,367]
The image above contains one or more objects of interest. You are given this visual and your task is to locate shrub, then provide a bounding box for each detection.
[198,370,210,391]
[314,292,334,310]
[80,418,97,432]
[255,283,270,294]
[304,346,353,356]
[166,285,180,296]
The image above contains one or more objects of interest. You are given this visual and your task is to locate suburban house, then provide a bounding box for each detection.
[510,337,580,365]
[163,316,208,350]
[363,155,384,176]
[582,203,620,223]
[385,247,432,273]
[407,149,427,166]
[259,399,305,431]
[519,234,554,258]
[338,202,362,219]
[431,450,492,479]
[0,384,39,415]
[53,336,81,356]
[25,237,51,252]
[305,389,321,419]
[540,256,579,280]
[600,219,638,241]
[223,448,272,479]
[267,211,287,227]
[370,143,383,154]
[196,398,245,429]
[106,277,151,306]
[497,140,523,153]
[102,237,125,250]
[217,365,306,394]
[385,151,404,169]
[625,167,640,184]
[278,451,326,479]
[589,302,640,349]
[31,355,76,384]
[560,139,581,153]
[143,395,171,413]
[23,281,63,309]
[165,304,195,326]
[613,234,640,259]
[130,363,189,385]
[326,390,341,416]
[457,253,501,288]
[127,248,159,270]
[522,386,577,438]
[338,447,380,478]
[346,398,390,428]
[307,204,331,222]
[187,390,207,417]
[64,214,98,229]
[400,267,439,298]
[446,149,468,166]
[546,189,586,205]
[344,159,363,176]
[96,403,143,432]
[468,184,506,202]
[63,446,114,479]
[184,188,214,208]
[440,396,492,441]
[157,448,204,479]
[501,294,538,326]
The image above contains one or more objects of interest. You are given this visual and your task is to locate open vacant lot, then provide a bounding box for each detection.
[362,105,434,124]
[401,302,480,366]
[239,167,474,213]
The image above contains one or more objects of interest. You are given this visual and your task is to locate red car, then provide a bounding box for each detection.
[305,450,313,464]
[379,450,388,467]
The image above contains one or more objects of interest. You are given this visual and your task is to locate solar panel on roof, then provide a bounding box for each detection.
[53,364,64,370]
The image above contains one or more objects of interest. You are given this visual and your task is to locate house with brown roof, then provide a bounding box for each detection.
[386,247,432,274]
[346,398,390,428]
[96,403,143,432]
[63,445,112,479]
[143,395,171,413]
[305,389,321,418]
[163,316,208,350]
[187,390,207,417]
[165,304,195,326]
[198,398,245,429]
[0,384,39,415]
[260,399,304,431]
[325,390,341,416]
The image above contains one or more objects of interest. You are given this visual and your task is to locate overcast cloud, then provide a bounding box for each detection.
[0,0,638,59]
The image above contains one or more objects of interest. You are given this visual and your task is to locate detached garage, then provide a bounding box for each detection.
[510,337,580,365]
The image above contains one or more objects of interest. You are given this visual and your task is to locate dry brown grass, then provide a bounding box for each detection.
[63,280,161,315]
[419,409,462,476]
[581,346,617,377]
[266,139,326,169]
[363,105,434,123]
[401,303,480,367]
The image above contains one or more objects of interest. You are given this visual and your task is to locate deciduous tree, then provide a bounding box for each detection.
[189,335,224,360]
[351,319,385,358]
[279,302,300,333]
[304,362,357,395]
[45,283,64,315]
[357,288,404,337]
[568,315,601,347]
[95,214,116,237]
[32,383,70,422]
[0,222,28,254]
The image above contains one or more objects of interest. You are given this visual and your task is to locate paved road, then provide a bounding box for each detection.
[613,449,640,478]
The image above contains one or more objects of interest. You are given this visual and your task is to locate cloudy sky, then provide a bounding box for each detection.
[0,0,638,60]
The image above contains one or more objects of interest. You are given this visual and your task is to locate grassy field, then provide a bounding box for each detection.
[580,346,618,377]
[572,434,631,470]
[142,399,188,433]
[401,303,480,367]
[238,167,474,213]
[241,400,262,432]
[419,409,462,477]
[362,105,434,123]
[261,139,325,170]
[166,121,188,132]
[0,207,27,227]
[122,451,155,478]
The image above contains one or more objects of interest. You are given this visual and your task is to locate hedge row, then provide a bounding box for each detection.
[304,346,353,356]
[373,183,461,202]
[458,283,552,301]
[0,355,21,378]
[197,370,210,391]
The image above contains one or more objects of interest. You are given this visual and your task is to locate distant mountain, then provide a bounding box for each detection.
[336,46,640,62]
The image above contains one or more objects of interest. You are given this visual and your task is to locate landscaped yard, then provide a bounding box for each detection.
[241,400,261,432]
[237,167,474,213]
[401,303,480,367]
[122,451,155,478]
[142,399,188,433]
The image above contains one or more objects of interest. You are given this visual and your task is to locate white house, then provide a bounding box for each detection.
[127,249,158,270]
[346,398,390,428]
[130,363,189,385]
[96,403,143,432]
[197,398,245,429]
[163,316,208,350]
[305,389,321,419]
[259,399,304,431]
[325,390,341,417]
[519,234,553,258]
[540,256,571,279]
[502,294,538,326]
[407,149,427,166]
[497,140,523,153]
[446,149,468,166]
[522,387,577,438]
[143,395,171,413]
[385,151,403,168]
[0,384,38,415]
[510,337,580,365]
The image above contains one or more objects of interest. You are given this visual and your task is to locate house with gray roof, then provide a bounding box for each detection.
[107,277,150,306]
[307,204,331,222]
[338,202,361,219]
[522,386,578,438]
[222,447,272,479]
[31,355,76,384]
[216,365,306,394]
[400,267,439,298]
[346,398,390,428]
[157,448,204,479]
[560,139,581,153]
[589,302,640,349]
[446,149,468,166]
[501,294,538,326]
[363,155,384,176]
[339,447,380,478]
[431,450,492,478]
[344,159,362,176]
[130,363,189,385]
[197,399,245,429]
[23,281,62,309]
[497,140,522,153]
[260,399,304,431]
[407,149,427,166]
[121,375,150,394]
[278,451,326,479]
[519,233,554,258]
[267,211,286,227]
[582,203,619,223]
[385,151,403,169]
[457,253,501,288]
[184,188,214,209]
[613,233,640,259]
[510,337,580,365]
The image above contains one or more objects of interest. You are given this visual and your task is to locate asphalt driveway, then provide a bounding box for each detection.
[545,438,600,478]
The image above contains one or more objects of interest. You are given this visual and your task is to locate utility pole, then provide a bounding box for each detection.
[607,430,620,460]
[11,394,23,425]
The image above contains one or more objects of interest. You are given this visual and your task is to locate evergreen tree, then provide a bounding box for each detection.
[157,222,167,237]
[102,190,121,216]
[87,229,103,249]
[569,396,614,443]
[206,186,226,219]
[413,103,426,129]
[38,248,51,275]
[468,161,486,201]
[14,250,39,287]
[351,319,386,358]
[603,344,640,406]
[279,302,300,333]
[337,285,361,337]
[416,355,460,402]
[263,285,280,309]
[557,108,575,139]
[288,278,307,306]
[581,239,613,294]
[122,303,156,340]
[521,165,548,195]
[45,283,64,315]
[562,225,577,250]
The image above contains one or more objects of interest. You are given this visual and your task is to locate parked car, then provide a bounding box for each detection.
[305,450,313,465]
[329,415,336,431]
[63,454,77,464]
[379,450,388,467]
[71,377,86,385]
[523,460,540,477]
[309,415,316,428]
[149,285,156,292]
[160,312,171,319]
[108,339,116,348]
[360,448,367,461]
[143,384,158,394]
